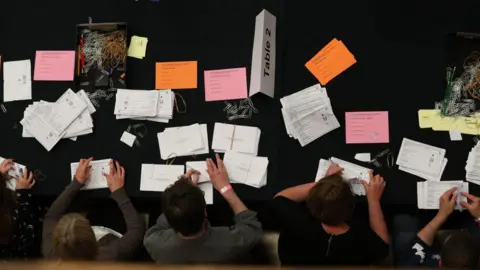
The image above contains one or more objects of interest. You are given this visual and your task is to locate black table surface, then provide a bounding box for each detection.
[1,0,480,205]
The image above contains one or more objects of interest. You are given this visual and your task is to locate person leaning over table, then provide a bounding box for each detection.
[144,154,263,264]
[395,187,480,268]
[41,158,144,261]
[0,158,37,260]
[270,163,390,266]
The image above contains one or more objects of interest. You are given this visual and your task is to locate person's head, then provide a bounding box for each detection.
[306,174,355,226]
[162,177,206,237]
[52,213,98,260]
[440,231,479,269]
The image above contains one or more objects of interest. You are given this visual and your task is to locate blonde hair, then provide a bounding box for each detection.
[52,213,98,260]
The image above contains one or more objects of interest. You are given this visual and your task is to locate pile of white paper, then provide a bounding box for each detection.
[157,124,209,160]
[70,159,111,190]
[115,89,174,123]
[281,84,340,147]
[465,141,480,185]
[316,157,370,196]
[3,60,32,102]
[140,164,213,204]
[397,138,447,181]
[212,123,261,156]
[223,151,268,188]
[21,89,95,151]
[417,181,468,210]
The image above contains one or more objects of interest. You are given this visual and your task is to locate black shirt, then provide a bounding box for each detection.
[271,196,389,266]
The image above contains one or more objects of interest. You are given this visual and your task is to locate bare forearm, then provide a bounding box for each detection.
[223,189,248,215]
[368,199,390,244]
[417,214,447,246]
[274,182,316,202]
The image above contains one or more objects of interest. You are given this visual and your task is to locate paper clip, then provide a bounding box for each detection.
[1,104,6,113]
[174,93,187,114]
[224,98,258,121]
[387,153,395,169]
[165,153,177,165]
[132,123,148,138]
[134,140,141,147]
[106,93,115,101]
[369,149,391,168]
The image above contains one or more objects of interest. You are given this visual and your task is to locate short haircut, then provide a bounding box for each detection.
[441,231,479,269]
[52,213,98,260]
[306,174,355,225]
[162,177,206,236]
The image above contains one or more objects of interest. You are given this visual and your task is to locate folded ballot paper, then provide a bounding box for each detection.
[157,124,209,160]
[70,159,111,190]
[223,151,268,188]
[465,141,480,186]
[397,138,447,181]
[315,157,370,196]
[212,123,261,156]
[21,89,94,151]
[114,89,174,123]
[417,181,468,210]
[281,84,340,147]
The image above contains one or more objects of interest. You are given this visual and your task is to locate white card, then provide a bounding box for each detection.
[120,131,136,147]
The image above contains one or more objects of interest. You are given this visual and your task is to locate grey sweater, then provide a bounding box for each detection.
[144,210,263,264]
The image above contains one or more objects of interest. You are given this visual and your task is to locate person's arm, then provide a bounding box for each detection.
[361,171,389,244]
[143,214,173,262]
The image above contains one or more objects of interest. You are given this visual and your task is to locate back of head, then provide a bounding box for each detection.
[441,231,479,269]
[306,174,354,226]
[52,213,98,260]
[162,178,206,236]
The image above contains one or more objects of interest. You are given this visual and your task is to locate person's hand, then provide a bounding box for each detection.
[75,157,94,184]
[325,163,344,177]
[184,169,201,185]
[206,154,230,193]
[104,160,125,193]
[0,159,14,175]
[438,187,458,219]
[16,168,35,190]
[460,192,480,219]
[361,171,386,202]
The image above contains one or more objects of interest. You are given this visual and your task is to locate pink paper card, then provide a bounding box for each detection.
[345,111,389,144]
[204,67,248,101]
[34,51,75,81]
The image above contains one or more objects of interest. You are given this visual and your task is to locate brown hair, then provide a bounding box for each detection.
[306,174,355,226]
[52,213,98,260]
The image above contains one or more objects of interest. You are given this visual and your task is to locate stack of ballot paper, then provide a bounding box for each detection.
[140,164,213,204]
[212,123,261,156]
[281,84,340,147]
[21,89,95,151]
[397,138,447,181]
[223,151,268,188]
[417,181,468,210]
[115,89,174,123]
[70,159,111,190]
[157,124,209,160]
[315,157,370,196]
[465,141,480,185]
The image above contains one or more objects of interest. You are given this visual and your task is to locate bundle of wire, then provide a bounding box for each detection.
[82,29,126,73]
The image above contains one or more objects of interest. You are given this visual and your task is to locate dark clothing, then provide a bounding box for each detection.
[398,236,440,267]
[42,179,144,261]
[271,196,389,266]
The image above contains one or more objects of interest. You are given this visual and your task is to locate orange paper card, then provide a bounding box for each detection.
[155,61,198,90]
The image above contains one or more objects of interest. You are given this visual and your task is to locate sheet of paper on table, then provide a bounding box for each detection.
[158,124,209,160]
[345,111,389,144]
[198,182,213,205]
[155,61,197,90]
[127,36,148,59]
[465,141,480,186]
[34,51,75,81]
[115,89,174,123]
[212,123,261,156]
[417,181,468,210]
[114,89,159,117]
[3,59,32,102]
[223,151,268,188]
[186,161,210,183]
[204,67,248,102]
[449,130,463,141]
[70,159,111,190]
[120,131,136,147]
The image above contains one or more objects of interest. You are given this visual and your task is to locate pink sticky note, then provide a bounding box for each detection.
[204,67,248,101]
[345,111,389,144]
[34,51,75,81]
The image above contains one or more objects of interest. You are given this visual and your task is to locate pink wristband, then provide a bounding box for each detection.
[220,184,232,194]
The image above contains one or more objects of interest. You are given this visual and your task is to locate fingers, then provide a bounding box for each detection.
[86,157,94,165]
[361,180,368,189]
[369,170,374,181]
[185,169,200,178]
[28,171,33,182]
[442,187,457,199]
[450,193,458,205]
[215,154,225,169]
[109,160,115,176]
[191,173,199,185]
[461,192,478,202]
[206,158,217,174]
[29,180,36,188]
[119,165,125,179]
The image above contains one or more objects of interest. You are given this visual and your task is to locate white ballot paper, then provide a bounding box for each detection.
[0,156,26,191]
[315,157,371,196]
[158,124,209,160]
[70,159,111,190]
[465,141,480,186]
[223,151,268,188]
[115,89,174,123]
[77,89,96,114]
[120,131,136,147]
[186,161,210,183]
[212,123,261,156]
[397,138,447,180]
[114,89,159,117]
[198,182,214,205]
[417,181,468,210]
[140,164,185,192]
[3,60,32,102]
[281,84,340,147]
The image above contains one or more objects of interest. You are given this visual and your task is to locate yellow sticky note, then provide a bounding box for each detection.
[457,117,480,135]
[128,36,148,59]
[418,109,440,128]
[431,115,460,131]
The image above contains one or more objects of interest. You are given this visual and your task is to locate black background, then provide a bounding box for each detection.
[1,0,480,209]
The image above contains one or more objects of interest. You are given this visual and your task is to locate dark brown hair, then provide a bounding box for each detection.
[306,174,354,225]
[441,231,479,269]
[162,177,206,236]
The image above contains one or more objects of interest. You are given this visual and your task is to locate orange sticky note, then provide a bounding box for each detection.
[155,61,198,90]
